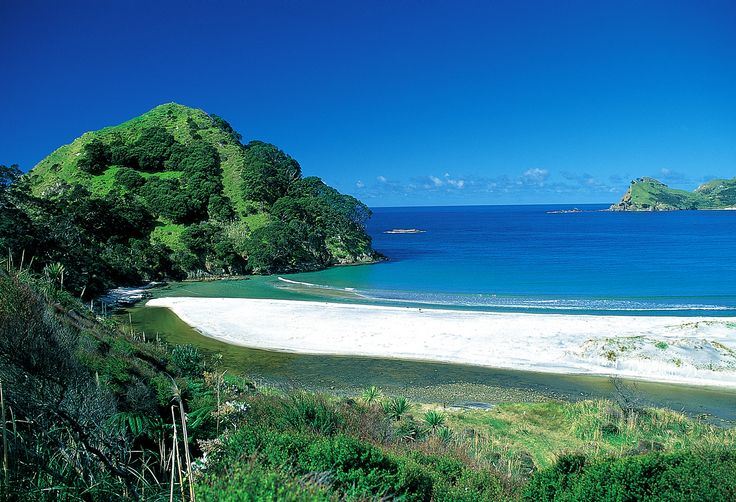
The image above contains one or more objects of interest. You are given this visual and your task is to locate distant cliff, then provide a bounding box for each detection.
[609,177,736,211]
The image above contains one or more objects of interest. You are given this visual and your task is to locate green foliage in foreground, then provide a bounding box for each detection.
[0,266,243,499]
[525,450,736,501]
[197,462,338,502]
[448,398,736,472]
[196,392,505,501]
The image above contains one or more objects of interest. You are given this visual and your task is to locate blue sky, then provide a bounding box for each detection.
[2,0,735,206]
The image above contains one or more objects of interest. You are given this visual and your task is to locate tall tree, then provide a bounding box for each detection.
[77,139,110,174]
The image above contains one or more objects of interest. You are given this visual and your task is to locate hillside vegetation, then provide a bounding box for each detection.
[0,103,377,297]
[610,177,736,211]
[1,266,735,500]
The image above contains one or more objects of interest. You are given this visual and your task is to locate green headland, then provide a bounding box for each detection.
[3,103,377,297]
[610,176,736,211]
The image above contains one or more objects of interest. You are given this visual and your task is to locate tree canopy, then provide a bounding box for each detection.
[241,141,302,207]
[77,139,110,174]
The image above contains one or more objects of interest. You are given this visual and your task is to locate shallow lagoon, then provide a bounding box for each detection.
[128,292,736,422]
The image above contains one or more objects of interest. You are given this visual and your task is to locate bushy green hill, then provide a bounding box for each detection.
[30,103,250,213]
[694,177,736,207]
[610,177,736,211]
[1,104,377,296]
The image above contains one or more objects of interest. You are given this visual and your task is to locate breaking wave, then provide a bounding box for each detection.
[275,277,732,314]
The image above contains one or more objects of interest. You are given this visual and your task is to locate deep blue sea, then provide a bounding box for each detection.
[287,204,736,315]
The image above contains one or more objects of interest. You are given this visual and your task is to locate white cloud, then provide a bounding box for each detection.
[522,168,549,186]
[353,168,623,202]
[414,174,467,191]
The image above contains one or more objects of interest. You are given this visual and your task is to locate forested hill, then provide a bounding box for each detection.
[609,177,736,211]
[1,103,378,296]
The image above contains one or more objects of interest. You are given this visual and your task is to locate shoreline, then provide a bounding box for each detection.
[98,256,387,306]
[146,297,736,389]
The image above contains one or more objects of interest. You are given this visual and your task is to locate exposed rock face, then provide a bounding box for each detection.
[609,178,667,211]
[609,183,636,211]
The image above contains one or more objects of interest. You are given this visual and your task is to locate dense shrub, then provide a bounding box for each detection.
[243,219,323,273]
[109,137,133,166]
[209,428,428,500]
[129,126,175,171]
[113,166,145,189]
[279,392,346,436]
[0,196,36,253]
[207,193,234,221]
[434,469,505,501]
[288,176,371,228]
[77,138,110,174]
[170,344,205,376]
[200,393,507,502]
[139,177,196,223]
[1,182,178,295]
[525,450,736,501]
[209,113,242,142]
[180,222,245,273]
[176,142,221,177]
[275,177,374,262]
[243,172,377,270]
[196,462,336,501]
[241,140,301,206]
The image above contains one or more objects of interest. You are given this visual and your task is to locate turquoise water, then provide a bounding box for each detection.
[299,204,736,314]
[151,205,736,315]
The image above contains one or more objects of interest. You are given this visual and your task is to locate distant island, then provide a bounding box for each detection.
[546,208,584,214]
[610,177,736,211]
[384,228,426,234]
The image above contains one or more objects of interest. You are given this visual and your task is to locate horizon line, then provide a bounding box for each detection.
[368,202,613,209]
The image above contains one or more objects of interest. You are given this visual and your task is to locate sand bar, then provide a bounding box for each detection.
[146,297,736,388]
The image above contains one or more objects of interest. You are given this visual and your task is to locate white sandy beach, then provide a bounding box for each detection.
[146,297,736,388]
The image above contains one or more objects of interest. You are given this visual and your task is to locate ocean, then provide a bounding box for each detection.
[284,204,736,315]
